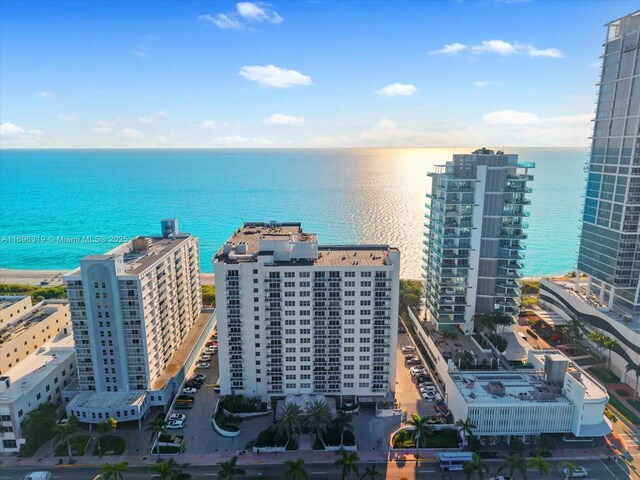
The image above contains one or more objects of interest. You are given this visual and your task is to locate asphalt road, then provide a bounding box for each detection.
[2,458,633,480]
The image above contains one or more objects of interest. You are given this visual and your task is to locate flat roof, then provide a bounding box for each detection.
[0,296,29,311]
[68,390,146,410]
[150,311,215,391]
[0,333,75,404]
[66,233,193,277]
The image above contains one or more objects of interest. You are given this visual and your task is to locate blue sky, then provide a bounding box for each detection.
[0,0,635,147]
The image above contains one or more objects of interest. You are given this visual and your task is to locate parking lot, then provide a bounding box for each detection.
[394,333,437,418]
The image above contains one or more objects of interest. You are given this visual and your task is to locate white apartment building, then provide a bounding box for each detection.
[214,222,400,403]
[445,350,611,443]
[62,219,207,426]
[0,299,75,454]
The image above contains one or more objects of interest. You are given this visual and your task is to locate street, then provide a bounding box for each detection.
[2,458,634,480]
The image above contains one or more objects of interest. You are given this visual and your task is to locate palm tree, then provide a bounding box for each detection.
[101,461,128,480]
[601,336,617,375]
[559,460,576,479]
[145,417,167,457]
[52,415,79,463]
[217,456,246,480]
[360,465,380,480]
[510,437,525,455]
[275,402,303,448]
[284,458,309,480]
[528,455,551,478]
[406,413,434,449]
[334,448,360,480]
[455,417,476,445]
[332,410,354,446]
[626,361,640,402]
[151,458,189,480]
[497,453,528,480]
[463,453,490,480]
[304,399,333,447]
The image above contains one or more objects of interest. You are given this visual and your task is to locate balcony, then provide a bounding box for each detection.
[505,186,533,194]
[506,174,534,181]
[497,269,524,279]
[504,197,532,206]
[502,210,530,218]
[500,230,528,239]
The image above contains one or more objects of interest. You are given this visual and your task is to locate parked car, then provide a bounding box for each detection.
[183,387,198,395]
[421,390,437,399]
[414,375,429,384]
[420,386,436,394]
[213,383,221,393]
[22,473,53,480]
[406,359,422,367]
[563,466,588,478]
[191,374,206,381]
[404,354,418,361]
[401,346,415,353]
[199,355,212,362]
[168,413,186,421]
[185,381,202,389]
[203,347,217,355]
[410,367,426,376]
[196,363,211,369]
[419,382,434,389]
[165,420,185,430]
[205,341,216,347]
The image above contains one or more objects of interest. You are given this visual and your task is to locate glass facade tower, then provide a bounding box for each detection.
[577,11,640,312]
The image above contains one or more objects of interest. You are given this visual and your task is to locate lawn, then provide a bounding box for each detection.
[392,428,460,449]
[54,435,91,456]
[608,396,640,426]
[588,367,619,384]
[93,435,126,455]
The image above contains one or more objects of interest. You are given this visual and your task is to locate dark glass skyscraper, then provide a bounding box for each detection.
[577,11,640,312]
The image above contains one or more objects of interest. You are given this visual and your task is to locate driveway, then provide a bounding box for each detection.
[394,333,436,419]
[353,404,401,453]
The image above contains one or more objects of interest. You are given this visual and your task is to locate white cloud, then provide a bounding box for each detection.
[118,128,144,140]
[429,43,467,55]
[199,2,283,30]
[239,65,312,88]
[96,120,114,128]
[93,127,113,134]
[200,121,218,129]
[264,113,305,126]
[37,91,52,99]
[210,135,275,147]
[360,119,415,142]
[430,40,563,58]
[57,114,78,122]
[473,80,492,88]
[137,111,167,124]
[237,2,283,23]
[375,83,417,97]
[0,122,26,137]
[198,13,244,29]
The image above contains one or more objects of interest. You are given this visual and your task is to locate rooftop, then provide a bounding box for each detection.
[550,279,640,333]
[0,295,29,311]
[0,332,75,404]
[68,390,146,410]
[65,233,193,277]
[215,222,397,267]
[0,300,68,343]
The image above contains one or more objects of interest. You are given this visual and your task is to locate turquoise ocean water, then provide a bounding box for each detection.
[0,148,586,278]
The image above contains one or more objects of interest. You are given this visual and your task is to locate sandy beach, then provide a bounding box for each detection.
[0,268,215,287]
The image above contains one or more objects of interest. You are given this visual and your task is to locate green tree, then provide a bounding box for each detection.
[537,434,556,454]
[406,413,435,449]
[101,461,128,480]
[151,458,189,480]
[304,399,333,447]
[275,402,303,448]
[284,458,309,480]
[497,453,528,480]
[19,402,59,456]
[528,456,551,478]
[558,460,576,479]
[626,361,640,402]
[455,417,476,445]
[334,448,360,480]
[95,417,118,457]
[510,437,525,455]
[360,465,380,480]
[201,285,216,306]
[145,417,167,457]
[464,453,490,480]
[332,410,354,446]
[601,336,617,375]
[52,415,79,463]
[217,456,245,480]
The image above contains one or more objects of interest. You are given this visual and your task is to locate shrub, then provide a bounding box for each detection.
[254,426,292,448]
[54,435,91,456]
[93,435,126,455]
[18,402,59,457]
[214,412,241,432]
[487,333,508,352]
[322,426,355,447]
[201,285,216,306]
[220,395,266,414]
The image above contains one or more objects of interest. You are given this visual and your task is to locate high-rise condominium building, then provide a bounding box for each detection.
[576,11,640,312]
[423,149,534,334]
[214,222,400,403]
[63,219,206,425]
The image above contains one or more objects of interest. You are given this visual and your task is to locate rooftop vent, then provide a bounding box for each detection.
[161,218,179,238]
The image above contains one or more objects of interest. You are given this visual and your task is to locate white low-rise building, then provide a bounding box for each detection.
[444,350,611,443]
[214,222,400,403]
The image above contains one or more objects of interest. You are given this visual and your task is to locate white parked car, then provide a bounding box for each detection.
[22,473,53,480]
[563,466,588,478]
[203,347,217,355]
[168,413,186,421]
[165,420,185,430]
[183,387,198,395]
[401,346,415,353]
[199,355,212,362]
[196,363,211,369]
[410,367,427,376]
[421,390,436,399]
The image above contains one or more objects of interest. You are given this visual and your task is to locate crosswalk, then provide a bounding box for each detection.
[618,431,640,449]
